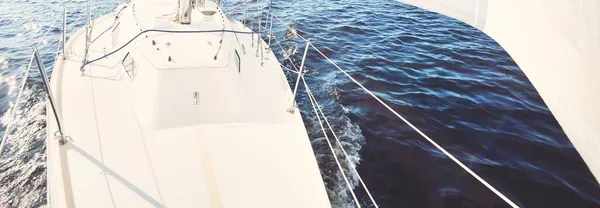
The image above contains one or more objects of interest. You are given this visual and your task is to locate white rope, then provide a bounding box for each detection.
[302,76,379,208]
[302,74,362,208]
[308,43,520,208]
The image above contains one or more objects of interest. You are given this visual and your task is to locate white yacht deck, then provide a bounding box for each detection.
[46,1,331,207]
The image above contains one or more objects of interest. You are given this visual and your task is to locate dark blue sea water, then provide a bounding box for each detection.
[0,0,599,207]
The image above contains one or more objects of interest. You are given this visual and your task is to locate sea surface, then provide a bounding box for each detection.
[0,0,599,207]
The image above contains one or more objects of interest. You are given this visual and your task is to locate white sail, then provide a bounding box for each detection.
[396,0,600,183]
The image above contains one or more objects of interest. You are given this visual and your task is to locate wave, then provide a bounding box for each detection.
[0,86,47,208]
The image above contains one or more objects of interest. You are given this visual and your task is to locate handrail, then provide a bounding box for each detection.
[81,29,253,71]
[242,7,521,208]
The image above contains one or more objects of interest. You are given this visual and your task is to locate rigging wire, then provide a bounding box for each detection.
[303,73,363,208]
[303,77,379,208]
[270,27,378,208]
[308,43,520,208]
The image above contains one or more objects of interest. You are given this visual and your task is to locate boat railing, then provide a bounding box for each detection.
[239,5,521,208]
